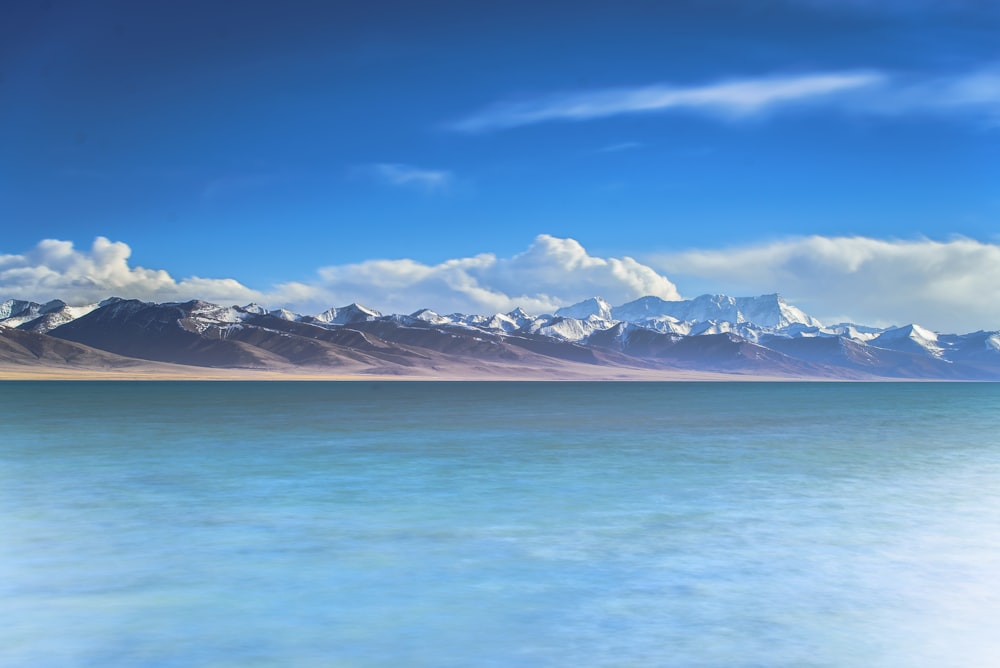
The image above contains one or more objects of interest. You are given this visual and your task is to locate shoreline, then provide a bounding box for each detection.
[0,363,935,382]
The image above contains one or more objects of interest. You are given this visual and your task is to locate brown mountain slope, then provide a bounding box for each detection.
[0,326,162,370]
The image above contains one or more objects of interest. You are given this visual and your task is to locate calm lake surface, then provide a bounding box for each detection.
[3,381,1000,667]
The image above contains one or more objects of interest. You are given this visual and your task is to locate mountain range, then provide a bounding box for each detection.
[2,293,999,379]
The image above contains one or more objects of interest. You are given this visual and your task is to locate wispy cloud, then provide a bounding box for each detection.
[596,141,644,153]
[652,235,1000,332]
[863,68,1000,121]
[362,163,452,191]
[451,71,883,132]
[450,66,1000,133]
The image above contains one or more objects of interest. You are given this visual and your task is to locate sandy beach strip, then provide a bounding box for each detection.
[0,361,795,382]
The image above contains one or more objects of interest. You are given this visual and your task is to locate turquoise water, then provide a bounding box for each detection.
[3,381,1000,667]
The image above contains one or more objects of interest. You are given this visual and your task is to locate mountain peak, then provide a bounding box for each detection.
[877,323,937,339]
[0,299,38,320]
[612,293,821,329]
[506,307,534,320]
[268,308,301,321]
[313,303,381,325]
[40,299,68,314]
[4,293,1000,380]
[555,297,613,321]
[240,302,268,315]
[871,323,944,358]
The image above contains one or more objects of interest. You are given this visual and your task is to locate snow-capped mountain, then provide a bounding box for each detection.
[310,303,382,326]
[267,308,301,321]
[2,293,998,379]
[0,298,100,333]
[611,293,821,329]
[240,303,268,316]
[870,324,945,358]
[525,314,617,342]
[554,297,613,321]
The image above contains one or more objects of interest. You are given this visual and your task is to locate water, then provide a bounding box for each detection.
[3,381,1000,667]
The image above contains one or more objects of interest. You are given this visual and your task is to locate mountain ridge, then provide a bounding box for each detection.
[2,293,998,380]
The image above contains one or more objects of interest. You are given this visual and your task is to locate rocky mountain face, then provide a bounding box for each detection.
[2,294,999,379]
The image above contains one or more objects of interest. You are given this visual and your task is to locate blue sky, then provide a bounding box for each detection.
[2,0,1000,331]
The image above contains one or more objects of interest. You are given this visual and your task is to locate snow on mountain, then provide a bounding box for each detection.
[504,307,529,319]
[65,303,100,320]
[4,291,997,379]
[268,308,302,321]
[770,323,824,338]
[405,306,540,334]
[250,293,830,345]
[187,301,246,324]
[612,293,821,329]
[0,299,63,327]
[625,316,691,336]
[610,295,677,322]
[17,302,100,333]
[409,303,614,342]
[239,303,268,316]
[504,307,536,328]
[8,291,1000,379]
[470,308,539,333]
[688,320,736,336]
[820,323,883,342]
[555,297,613,321]
[870,324,944,358]
[312,303,382,326]
[477,313,524,333]
[1,299,39,321]
[0,299,100,333]
[410,308,453,326]
[525,314,616,342]
[166,300,251,335]
[734,294,822,329]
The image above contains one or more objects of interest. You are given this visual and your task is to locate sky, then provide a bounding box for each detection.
[2,0,999,331]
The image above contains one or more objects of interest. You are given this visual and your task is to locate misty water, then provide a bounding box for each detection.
[3,381,1000,667]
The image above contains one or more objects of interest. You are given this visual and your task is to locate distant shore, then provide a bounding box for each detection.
[0,363,796,382]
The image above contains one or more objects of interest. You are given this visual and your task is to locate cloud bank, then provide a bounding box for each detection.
[4,234,999,332]
[0,235,679,317]
[451,66,1000,132]
[310,234,681,315]
[652,236,1000,332]
[0,237,264,306]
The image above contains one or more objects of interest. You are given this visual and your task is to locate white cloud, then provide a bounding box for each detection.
[597,141,644,153]
[0,237,265,306]
[450,66,1000,132]
[362,163,452,190]
[861,68,1000,121]
[308,234,681,315]
[0,235,680,318]
[652,236,1000,332]
[451,71,884,132]
[7,234,998,332]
